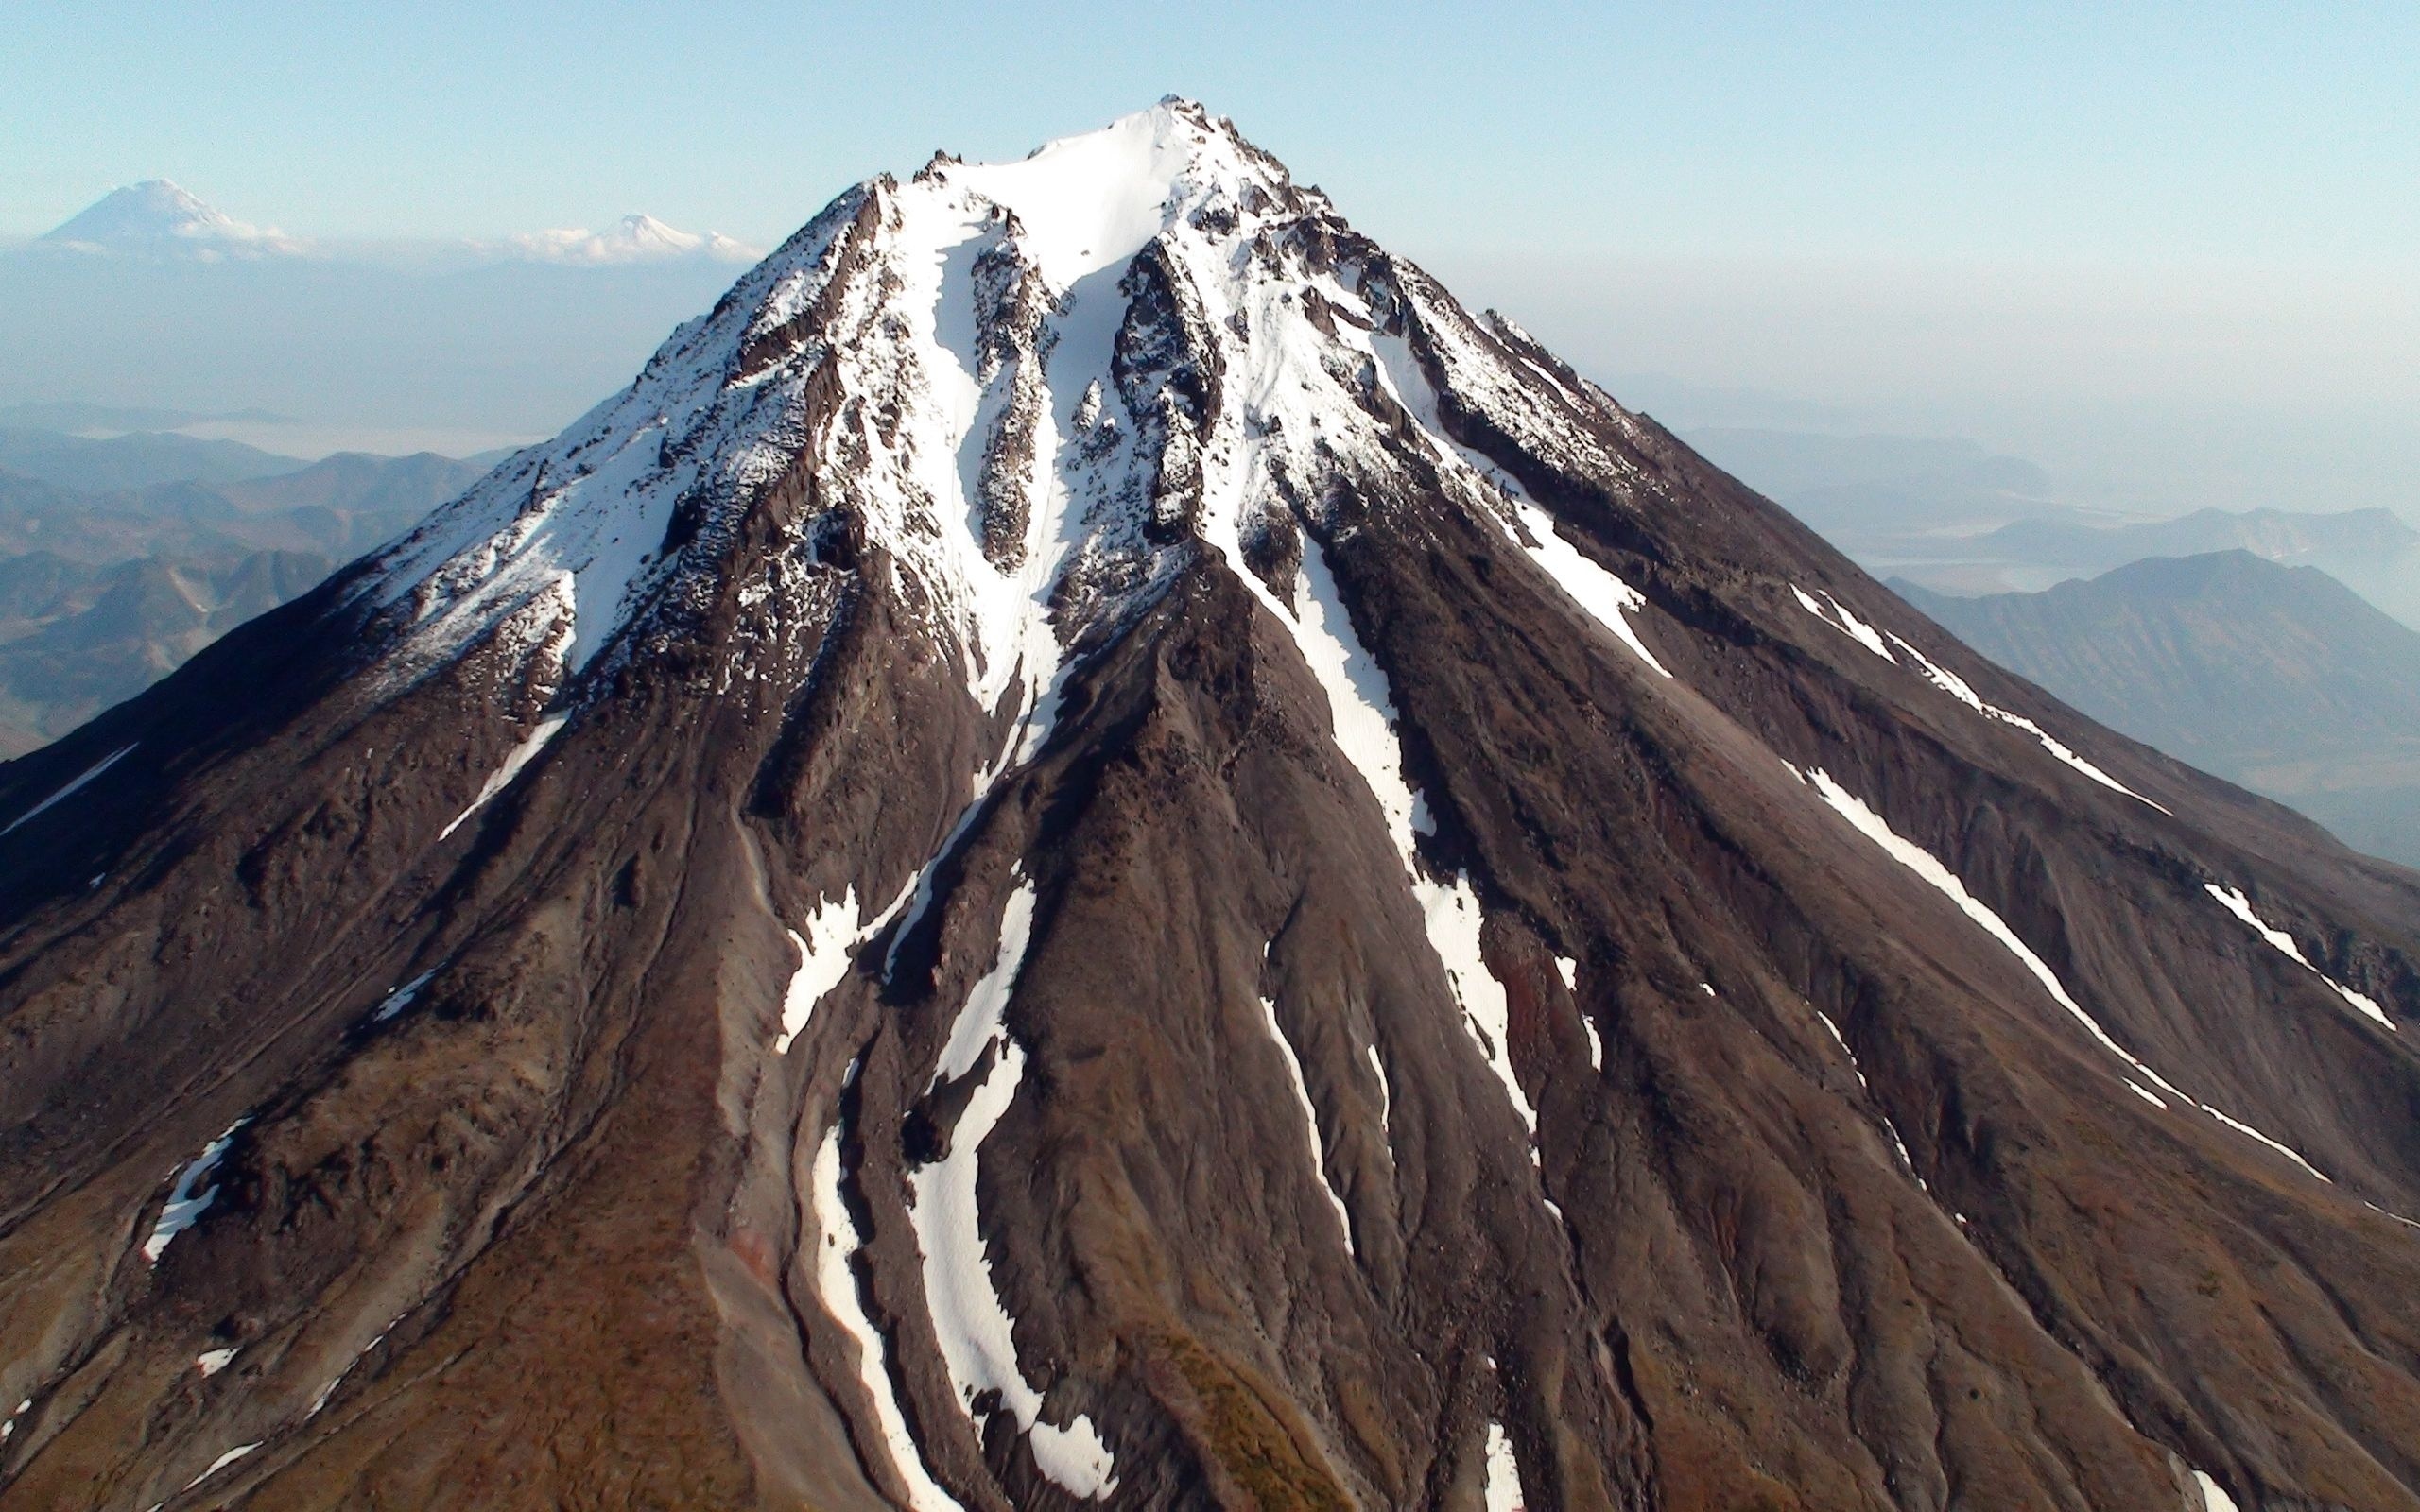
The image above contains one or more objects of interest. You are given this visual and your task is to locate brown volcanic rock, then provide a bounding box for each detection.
[2,102,2419,1511]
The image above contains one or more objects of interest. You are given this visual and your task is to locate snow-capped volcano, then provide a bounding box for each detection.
[37,179,304,258]
[498,212,761,266]
[4,101,2419,1512]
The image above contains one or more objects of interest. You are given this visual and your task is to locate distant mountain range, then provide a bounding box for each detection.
[496,213,759,266]
[1970,505,2420,576]
[1,192,751,454]
[20,180,760,267]
[1694,424,2420,632]
[0,427,305,491]
[1898,552,2420,867]
[0,444,494,752]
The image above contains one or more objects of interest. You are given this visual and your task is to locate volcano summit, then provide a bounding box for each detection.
[3,101,2418,1512]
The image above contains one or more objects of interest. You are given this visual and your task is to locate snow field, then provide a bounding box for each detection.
[908,877,1117,1499]
[2205,883,2393,1029]
[812,1126,967,1512]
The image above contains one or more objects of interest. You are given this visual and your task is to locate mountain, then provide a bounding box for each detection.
[498,213,763,266]
[0,450,492,750]
[0,427,306,492]
[0,550,335,754]
[1969,507,2420,580]
[4,101,2419,1512]
[1692,429,2420,629]
[1898,552,2420,868]
[36,180,304,259]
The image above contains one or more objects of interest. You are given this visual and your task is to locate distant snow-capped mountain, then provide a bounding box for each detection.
[37,180,304,259]
[28,186,756,269]
[492,213,762,266]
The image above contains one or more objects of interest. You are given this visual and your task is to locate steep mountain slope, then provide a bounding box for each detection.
[3,102,2419,1512]
[1900,553,2420,868]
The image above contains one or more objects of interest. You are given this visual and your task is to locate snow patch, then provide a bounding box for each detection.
[1425,875,1538,1149]
[1256,990,1354,1252]
[1792,586,1894,662]
[144,1119,248,1263]
[1814,1010,1869,1090]
[2193,1469,2242,1512]
[3,743,135,836]
[1274,548,1537,1151]
[183,1442,260,1490]
[908,877,1116,1499]
[1890,633,2166,812]
[1288,549,1426,847]
[307,1313,405,1419]
[1552,955,1577,991]
[1881,1117,1927,1188]
[1483,1420,1527,1512]
[1510,500,1670,677]
[777,886,862,1055]
[1360,324,1668,679]
[371,970,436,1023]
[440,713,568,839]
[195,1348,238,1378]
[2206,884,2393,1029]
[812,1125,967,1512]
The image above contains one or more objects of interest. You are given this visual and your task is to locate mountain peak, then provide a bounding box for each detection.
[7,104,2420,1512]
[39,178,303,258]
[498,213,761,266]
[903,97,1294,287]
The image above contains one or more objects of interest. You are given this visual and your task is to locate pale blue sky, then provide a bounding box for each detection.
[6,2,2413,266]
[5,3,2414,511]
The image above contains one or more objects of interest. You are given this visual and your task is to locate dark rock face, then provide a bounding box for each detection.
[3,102,2419,1512]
